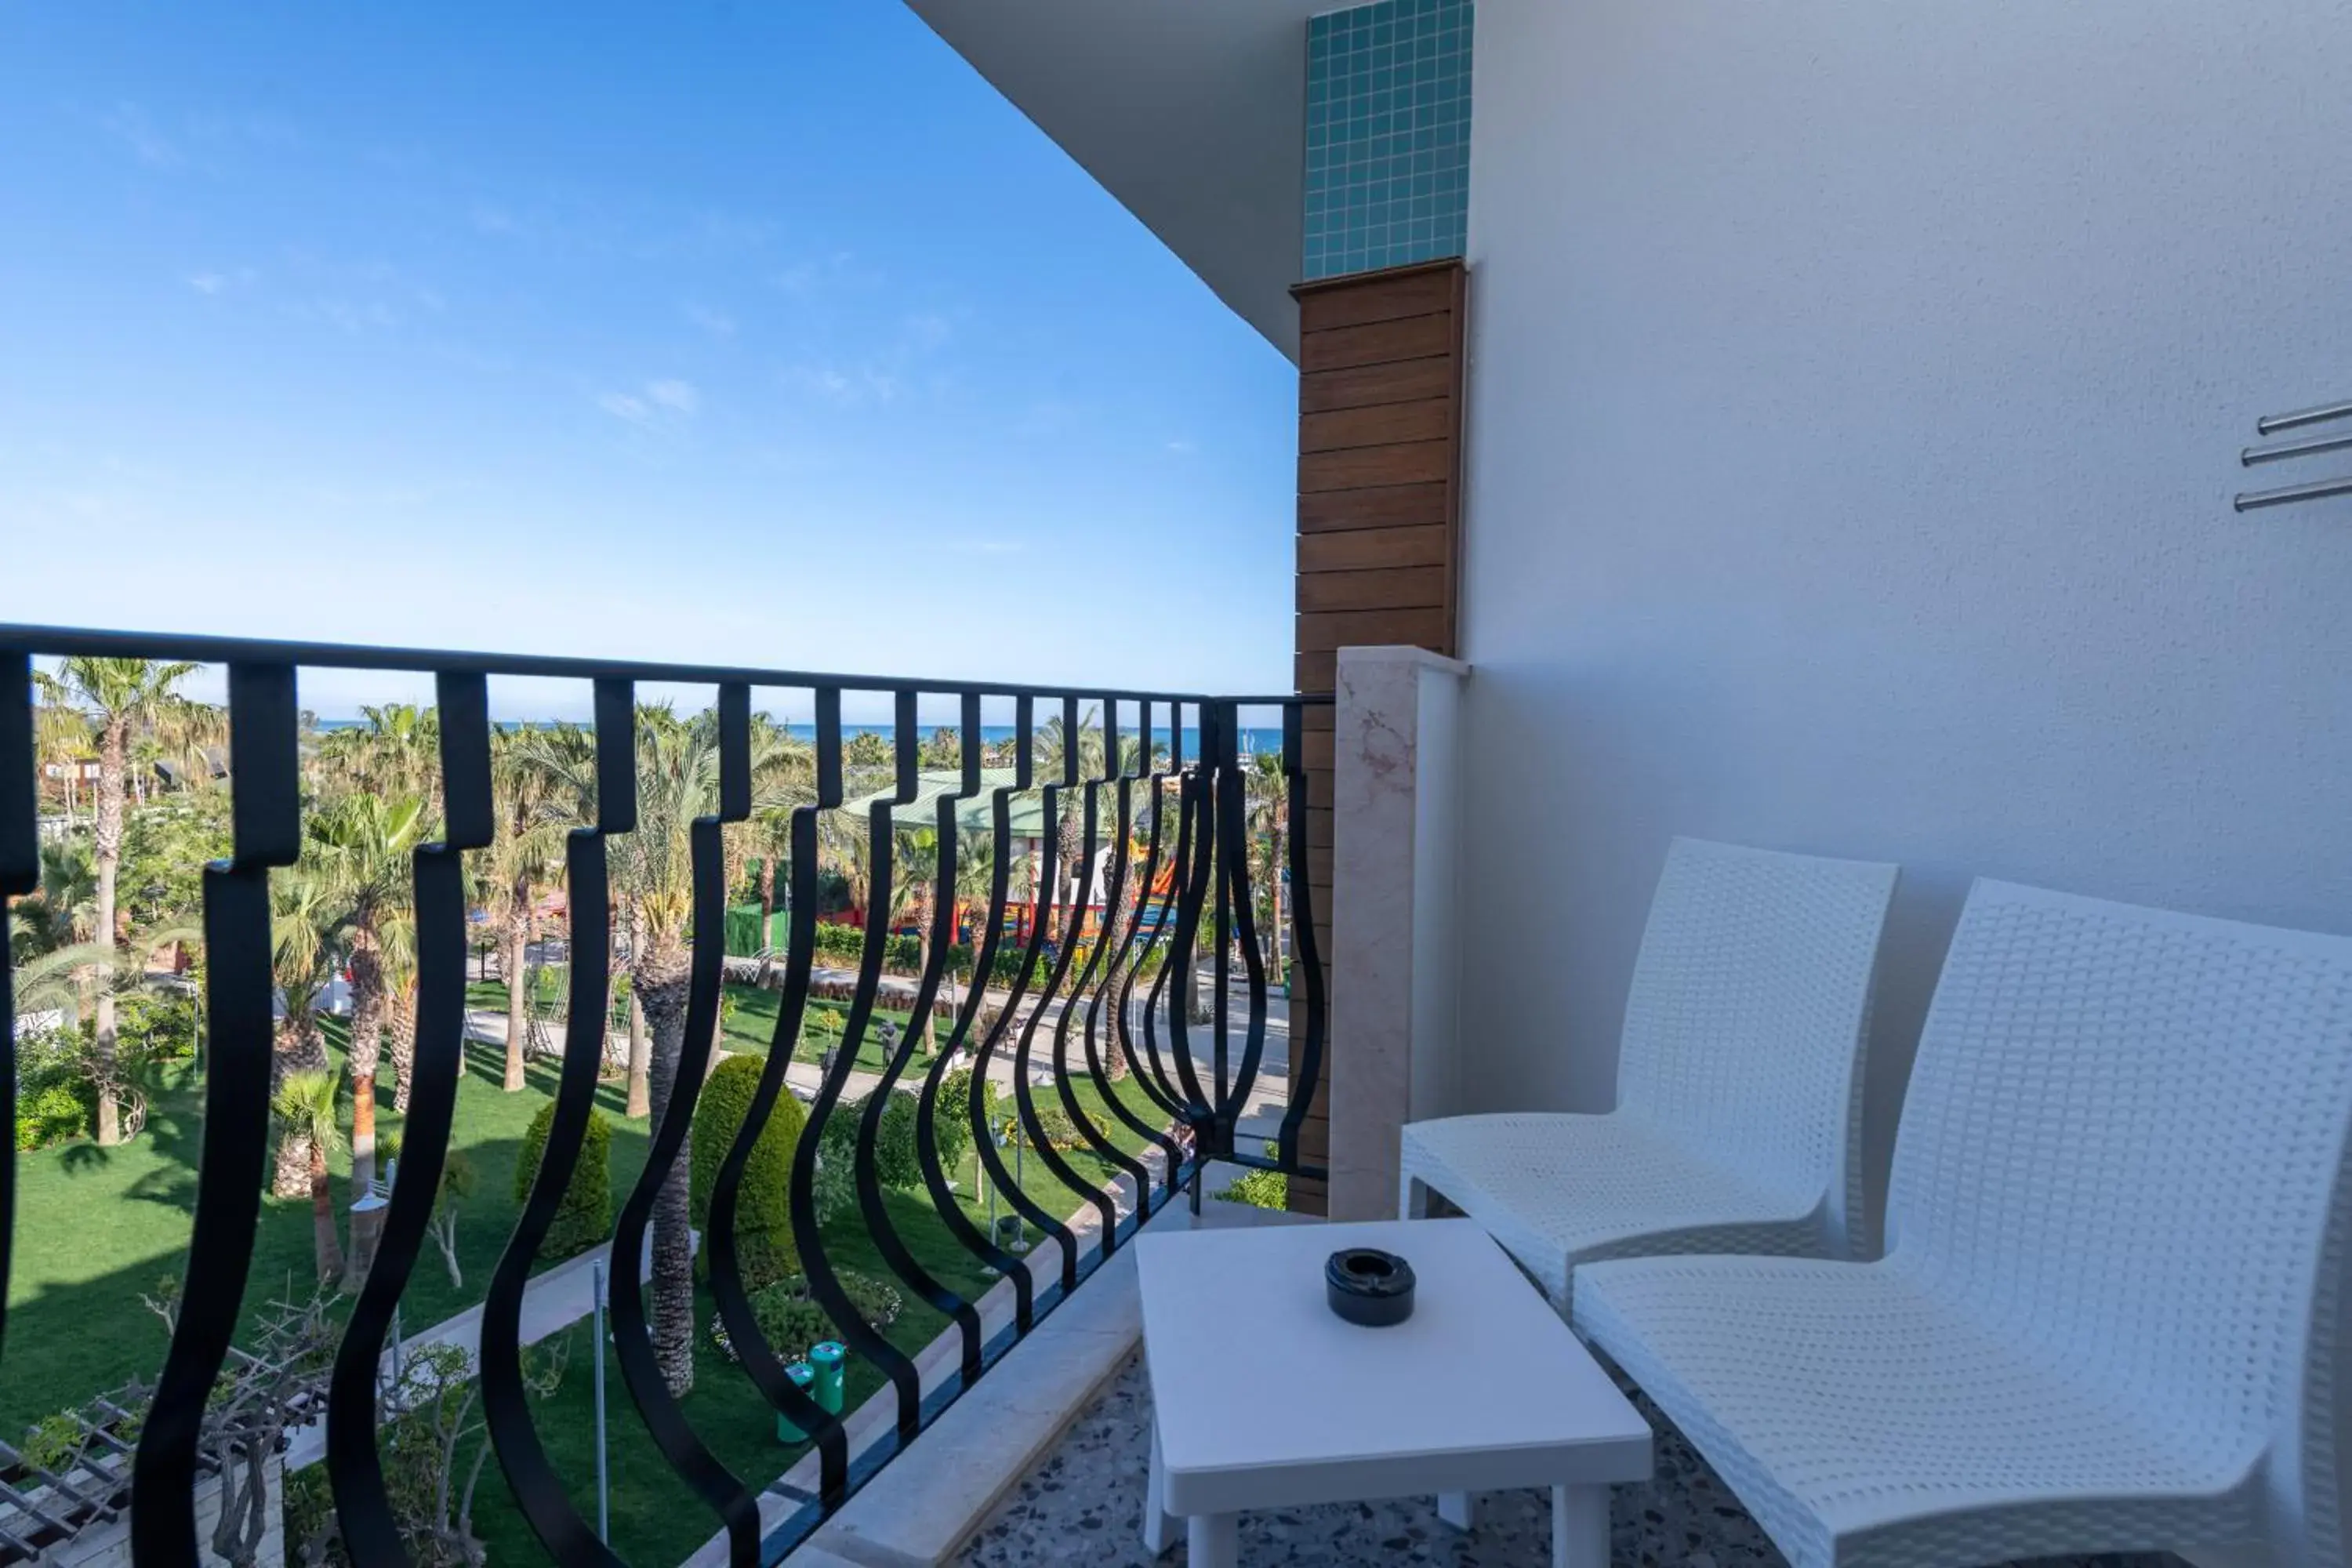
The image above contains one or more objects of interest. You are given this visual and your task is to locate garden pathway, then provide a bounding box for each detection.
[281,1229,668,1471]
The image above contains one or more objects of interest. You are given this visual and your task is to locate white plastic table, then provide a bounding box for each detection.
[1136,1218,1653,1567]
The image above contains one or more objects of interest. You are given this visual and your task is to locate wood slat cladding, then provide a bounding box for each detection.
[1287,258,1467,1217]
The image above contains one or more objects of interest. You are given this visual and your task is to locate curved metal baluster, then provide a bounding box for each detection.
[1156,758,1218,1135]
[1111,709,1195,1142]
[1007,700,1121,1266]
[607,682,760,1564]
[0,650,34,1358]
[132,662,299,1567]
[1080,702,1187,1202]
[1138,782,1201,1152]
[913,694,1024,1361]
[1107,823,1195,1203]
[784,699,927,1465]
[1210,704,1272,1147]
[479,680,631,1566]
[1275,701,1329,1174]
[961,699,1081,1301]
[715,688,842,1495]
[855,693,985,1409]
[330,673,493,1567]
[1044,713,1155,1236]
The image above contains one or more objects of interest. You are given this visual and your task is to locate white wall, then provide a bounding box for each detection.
[1455,0,2352,1211]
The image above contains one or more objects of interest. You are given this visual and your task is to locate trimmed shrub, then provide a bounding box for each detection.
[690,1055,806,1285]
[1215,1142,1289,1211]
[515,1103,612,1260]
[931,1069,976,1178]
[874,1092,923,1189]
[1007,1104,1081,1152]
[13,1028,89,1151]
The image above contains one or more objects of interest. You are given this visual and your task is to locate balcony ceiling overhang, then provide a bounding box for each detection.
[901,0,1323,363]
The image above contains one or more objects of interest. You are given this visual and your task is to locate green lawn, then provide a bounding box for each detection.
[5,1000,1175,1565]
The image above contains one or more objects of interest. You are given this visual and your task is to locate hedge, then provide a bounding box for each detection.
[515,1103,612,1260]
[691,1055,807,1290]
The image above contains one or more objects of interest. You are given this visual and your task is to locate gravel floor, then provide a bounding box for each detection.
[952,1352,2180,1568]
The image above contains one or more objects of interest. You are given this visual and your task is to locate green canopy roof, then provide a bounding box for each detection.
[837,768,1049,836]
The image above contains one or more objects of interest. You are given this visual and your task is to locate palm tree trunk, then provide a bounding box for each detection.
[273,1126,313,1201]
[347,934,384,1199]
[390,978,418,1113]
[626,991,651,1117]
[91,717,127,1145]
[914,883,937,1055]
[503,911,528,1092]
[310,1142,345,1284]
[636,946,696,1397]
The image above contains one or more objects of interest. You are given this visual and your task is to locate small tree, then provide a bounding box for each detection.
[515,1102,612,1259]
[270,1070,345,1285]
[690,1054,805,1290]
[379,1336,567,1565]
[385,1131,477,1291]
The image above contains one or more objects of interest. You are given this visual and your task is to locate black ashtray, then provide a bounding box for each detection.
[1326,1247,1416,1327]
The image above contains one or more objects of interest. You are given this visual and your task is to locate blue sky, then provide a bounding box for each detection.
[0,2,1297,717]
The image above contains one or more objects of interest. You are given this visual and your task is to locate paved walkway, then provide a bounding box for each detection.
[463,972,1297,1146]
[283,1230,666,1470]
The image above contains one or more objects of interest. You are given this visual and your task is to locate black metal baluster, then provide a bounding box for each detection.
[479,679,632,1566]
[608,681,761,1564]
[913,693,1016,1376]
[1098,702,1192,1198]
[132,662,299,1568]
[854,692,985,1417]
[1120,710,1195,1130]
[1213,703,1272,1149]
[330,673,494,1567]
[786,696,931,1450]
[1076,701,1186,1201]
[720,688,843,1496]
[963,699,1079,1301]
[1275,701,1329,1178]
[1207,706,1232,1151]
[1045,703,1153,1242]
[0,652,38,1362]
[1005,699,1120,1281]
[1159,731,1218,1135]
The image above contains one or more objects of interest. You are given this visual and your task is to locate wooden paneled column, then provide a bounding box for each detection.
[1287,258,1468,1215]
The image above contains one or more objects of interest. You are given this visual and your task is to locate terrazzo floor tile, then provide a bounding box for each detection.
[951,1352,2180,1568]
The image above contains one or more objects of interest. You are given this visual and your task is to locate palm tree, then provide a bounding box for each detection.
[309,791,426,1209]
[34,657,200,1145]
[11,838,97,961]
[479,728,561,1092]
[898,827,942,1054]
[270,1069,346,1285]
[1247,750,1290,986]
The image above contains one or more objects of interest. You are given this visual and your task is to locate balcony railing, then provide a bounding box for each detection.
[0,624,1326,1566]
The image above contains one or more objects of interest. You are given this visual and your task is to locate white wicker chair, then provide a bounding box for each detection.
[1399,837,1899,1312]
[1575,879,2352,1568]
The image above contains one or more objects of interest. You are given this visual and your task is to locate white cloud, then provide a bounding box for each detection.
[684,304,737,339]
[100,103,184,169]
[470,202,522,237]
[187,266,256,296]
[1165,438,1199,456]
[783,363,902,407]
[598,379,702,427]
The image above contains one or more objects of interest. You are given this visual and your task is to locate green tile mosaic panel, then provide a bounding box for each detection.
[1304,0,1472,281]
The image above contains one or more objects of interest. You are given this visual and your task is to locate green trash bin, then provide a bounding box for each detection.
[775,1360,816,1443]
[810,1341,847,1416]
